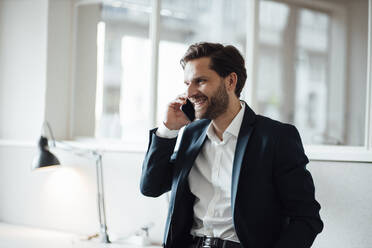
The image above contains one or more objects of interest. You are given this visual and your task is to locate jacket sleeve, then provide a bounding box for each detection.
[274,124,324,248]
[140,128,178,197]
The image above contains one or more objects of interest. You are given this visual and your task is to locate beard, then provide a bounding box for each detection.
[195,80,229,120]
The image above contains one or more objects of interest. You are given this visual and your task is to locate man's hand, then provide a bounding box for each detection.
[163,95,190,130]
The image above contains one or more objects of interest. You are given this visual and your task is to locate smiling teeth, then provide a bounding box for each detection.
[193,98,207,104]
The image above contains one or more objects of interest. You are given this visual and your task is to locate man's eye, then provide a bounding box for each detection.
[197,79,205,83]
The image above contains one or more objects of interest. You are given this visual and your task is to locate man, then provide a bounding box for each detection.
[140,42,323,248]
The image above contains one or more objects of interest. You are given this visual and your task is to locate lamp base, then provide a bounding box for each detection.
[83,232,110,243]
[100,232,111,243]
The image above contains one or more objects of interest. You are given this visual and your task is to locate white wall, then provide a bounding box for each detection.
[0,145,167,244]
[0,144,371,247]
[73,4,100,138]
[44,0,74,140]
[0,0,48,141]
[309,161,372,248]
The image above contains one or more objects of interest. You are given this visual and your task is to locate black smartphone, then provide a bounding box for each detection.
[181,99,195,121]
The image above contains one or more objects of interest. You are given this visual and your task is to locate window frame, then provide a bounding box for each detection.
[245,0,372,162]
[68,0,372,162]
[1,0,365,161]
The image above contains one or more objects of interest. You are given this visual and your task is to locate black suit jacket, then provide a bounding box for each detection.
[140,104,323,248]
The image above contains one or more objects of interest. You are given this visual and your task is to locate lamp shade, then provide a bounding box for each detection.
[31,136,60,170]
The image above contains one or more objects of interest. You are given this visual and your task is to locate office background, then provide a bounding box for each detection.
[0,0,371,247]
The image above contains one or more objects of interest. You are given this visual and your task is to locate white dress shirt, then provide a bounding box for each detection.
[156,102,245,243]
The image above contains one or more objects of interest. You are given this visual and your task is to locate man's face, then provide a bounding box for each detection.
[184,57,229,120]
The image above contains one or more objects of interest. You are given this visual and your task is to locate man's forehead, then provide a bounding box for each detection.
[184,57,212,80]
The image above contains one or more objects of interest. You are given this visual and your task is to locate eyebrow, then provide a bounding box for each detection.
[184,76,209,84]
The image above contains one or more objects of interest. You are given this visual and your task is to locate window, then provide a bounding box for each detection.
[81,1,152,144]
[74,0,248,144]
[157,40,188,125]
[70,0,372,161]
[254,0,367,146]
[157,0,248,125]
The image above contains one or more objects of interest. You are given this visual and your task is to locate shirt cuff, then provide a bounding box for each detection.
[156,122,179,139]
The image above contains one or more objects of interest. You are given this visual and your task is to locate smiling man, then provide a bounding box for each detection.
[140,42,323,248]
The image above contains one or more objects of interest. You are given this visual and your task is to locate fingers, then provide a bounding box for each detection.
[177,94,187,101]
[175,94,187,104]
[168,102,181,111]
[162,93,192,130]
[168,95,187,110]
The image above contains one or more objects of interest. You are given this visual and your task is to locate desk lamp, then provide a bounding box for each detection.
[32,121,110,243]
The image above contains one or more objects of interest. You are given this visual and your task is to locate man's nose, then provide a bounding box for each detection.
[186,82,197,98]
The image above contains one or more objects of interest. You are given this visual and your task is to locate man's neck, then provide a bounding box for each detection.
[212,98,242,141]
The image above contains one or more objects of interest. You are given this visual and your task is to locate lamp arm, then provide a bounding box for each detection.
[42,121,56,147]
[42,121,94,159]
[53,140,97,159]
[50,140,110,243]
[40,121,110,243]
[95,153,110,243]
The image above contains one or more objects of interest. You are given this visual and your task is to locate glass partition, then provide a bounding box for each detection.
[156,0,248,125]
[94,1,151,144]
[255,0,368,146]
[71,0,372,160]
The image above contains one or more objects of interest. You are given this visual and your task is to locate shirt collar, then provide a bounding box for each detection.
[206,101,246,142]
[225,101,245,138]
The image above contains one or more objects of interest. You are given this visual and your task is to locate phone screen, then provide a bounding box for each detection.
[181,99,195,121]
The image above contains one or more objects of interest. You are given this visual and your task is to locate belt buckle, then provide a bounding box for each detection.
[202,236,215,248]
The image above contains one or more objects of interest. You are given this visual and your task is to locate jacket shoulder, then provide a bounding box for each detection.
[254,115,298,137]
[183,119,210,135]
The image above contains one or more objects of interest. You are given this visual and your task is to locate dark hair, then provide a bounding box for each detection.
[180,42,247,98]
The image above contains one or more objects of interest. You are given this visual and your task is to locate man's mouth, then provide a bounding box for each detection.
[191,96,208,109]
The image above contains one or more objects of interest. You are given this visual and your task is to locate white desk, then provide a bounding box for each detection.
[0,223,162,248]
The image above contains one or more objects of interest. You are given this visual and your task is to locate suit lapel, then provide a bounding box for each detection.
[173,104,256,211]
[178,121,209,183]
[165,105,255,246]
[231,104,256,214]
[165,121,209,243]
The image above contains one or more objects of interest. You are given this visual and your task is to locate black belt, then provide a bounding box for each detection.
[192,236,241,248]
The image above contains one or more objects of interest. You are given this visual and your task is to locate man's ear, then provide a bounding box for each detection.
[226,72,238,92]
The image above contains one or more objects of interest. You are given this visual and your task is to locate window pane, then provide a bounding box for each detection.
[157,41,188,124]
[157,0,248,125]
[95,1,151,144]
[256,0,367,146]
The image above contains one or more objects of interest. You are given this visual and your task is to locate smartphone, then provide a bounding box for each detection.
[181,99,195,121]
